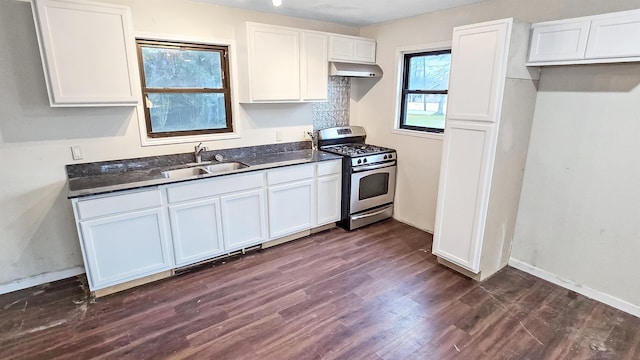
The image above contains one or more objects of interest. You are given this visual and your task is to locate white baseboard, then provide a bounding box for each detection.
[0,267,85,295]
[393,216,434,235]
[509,258,640,318]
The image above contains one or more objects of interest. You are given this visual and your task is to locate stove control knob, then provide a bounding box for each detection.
[363,158,368,163]
[388,153,393,159]
[357,159,362,164]
[383,155,388,159]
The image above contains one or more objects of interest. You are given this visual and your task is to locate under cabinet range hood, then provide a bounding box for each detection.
[329,62,383,78]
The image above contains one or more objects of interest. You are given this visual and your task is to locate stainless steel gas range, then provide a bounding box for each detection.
[318,126,397,230]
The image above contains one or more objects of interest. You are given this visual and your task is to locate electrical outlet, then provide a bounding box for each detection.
[71,146,83,160]
[276,130,283,142]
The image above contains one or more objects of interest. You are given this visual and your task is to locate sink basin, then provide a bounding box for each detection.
[202,162,248,173]
[161,162,248,179]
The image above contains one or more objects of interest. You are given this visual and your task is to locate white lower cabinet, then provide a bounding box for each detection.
[221,189,268,252]
[434,122,495,270]
[316,160,342,226]
[169,198,224,267]
[268,179,315,239]
[78,203,172,290]
[266,164,316,239]
[72,161,342,293]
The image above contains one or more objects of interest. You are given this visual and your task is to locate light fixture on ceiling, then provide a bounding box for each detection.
[272,0,282,7]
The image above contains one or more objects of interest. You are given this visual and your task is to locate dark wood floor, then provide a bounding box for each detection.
[1,219,639,359]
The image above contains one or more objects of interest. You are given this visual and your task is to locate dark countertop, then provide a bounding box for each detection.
[67,149,342,199]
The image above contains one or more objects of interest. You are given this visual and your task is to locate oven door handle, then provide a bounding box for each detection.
[351,207,391,220]
[352,161,396,173]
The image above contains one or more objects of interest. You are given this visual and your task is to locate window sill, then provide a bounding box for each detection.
[392,128,444,141]
[141,131,241,147]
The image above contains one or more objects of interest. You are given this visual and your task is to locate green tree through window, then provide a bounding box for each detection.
[399,50,451,133]
[136,39,233,138]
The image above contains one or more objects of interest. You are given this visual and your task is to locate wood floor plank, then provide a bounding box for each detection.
[1,219,639,359]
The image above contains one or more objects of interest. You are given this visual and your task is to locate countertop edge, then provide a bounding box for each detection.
[67,151,343,199]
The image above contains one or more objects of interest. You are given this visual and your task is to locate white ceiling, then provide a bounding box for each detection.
[192,0,489,27]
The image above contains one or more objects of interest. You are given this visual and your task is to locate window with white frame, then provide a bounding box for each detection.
[398,50,451,133]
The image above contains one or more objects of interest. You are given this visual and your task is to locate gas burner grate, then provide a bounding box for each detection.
[322,143,393,157]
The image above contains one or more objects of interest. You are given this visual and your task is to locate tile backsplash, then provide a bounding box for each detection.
[312,76,350,131]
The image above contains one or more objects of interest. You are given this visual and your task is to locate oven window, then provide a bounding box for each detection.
[359,173,389,200]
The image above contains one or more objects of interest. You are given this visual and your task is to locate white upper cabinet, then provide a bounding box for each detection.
[301,32,329,101]
[328,35,376,64]
[446,22,508,123]
[247,24,301,102]
[236,23,328,102]
[528,9,640,65]
[585,11,640,59]
[528,21,590,63]
[31,0,139,107]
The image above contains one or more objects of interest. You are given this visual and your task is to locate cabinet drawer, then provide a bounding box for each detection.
[77,189,162,220]
[267,164,314,185]
[167,172,264,203]
[316,160,341,176]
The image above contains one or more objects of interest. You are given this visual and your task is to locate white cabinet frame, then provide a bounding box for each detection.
[528,9,640,66]
[31,0,139,106]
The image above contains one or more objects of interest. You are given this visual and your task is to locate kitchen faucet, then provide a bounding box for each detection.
[194,143,208,163]
[307,131,318,150]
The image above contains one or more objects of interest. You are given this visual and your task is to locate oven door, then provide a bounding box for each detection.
[350,161,396,214]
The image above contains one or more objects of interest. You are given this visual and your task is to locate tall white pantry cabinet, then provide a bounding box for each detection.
[433,18,540,280]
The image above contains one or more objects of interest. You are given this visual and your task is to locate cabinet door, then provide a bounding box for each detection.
[446,21,508,123]
[585,13,640,59]
[31,0,138,106]
[301,32,328,101]
[268,179,315,239]
[433,121,496,273]
[316,174,341,226]
[169,199,224,267]
[249,25,300,101]
[79,208,172,290]
[328,35,354,62]
[220,189,268,252]
[353,39,376,63]
[528,21,590,63]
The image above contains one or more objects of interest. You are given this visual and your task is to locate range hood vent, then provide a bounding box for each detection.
[329,62,383,78]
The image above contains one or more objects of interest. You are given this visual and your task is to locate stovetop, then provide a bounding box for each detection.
[321,143,395,157]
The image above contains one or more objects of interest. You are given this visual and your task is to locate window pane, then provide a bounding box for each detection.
[147,93,227,133]
[403,94,447,130]
[407,53,451,91]
[141,46,223,89]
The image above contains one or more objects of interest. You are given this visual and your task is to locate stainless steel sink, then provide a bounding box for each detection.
[202,162,248,173]
[161,162,248,179]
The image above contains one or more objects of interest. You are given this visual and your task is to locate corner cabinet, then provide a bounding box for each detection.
[236,23,328,102]
[434,18,538,280]
[527,9,640,66]
[328,35,376,64]
[31,0,139,106]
